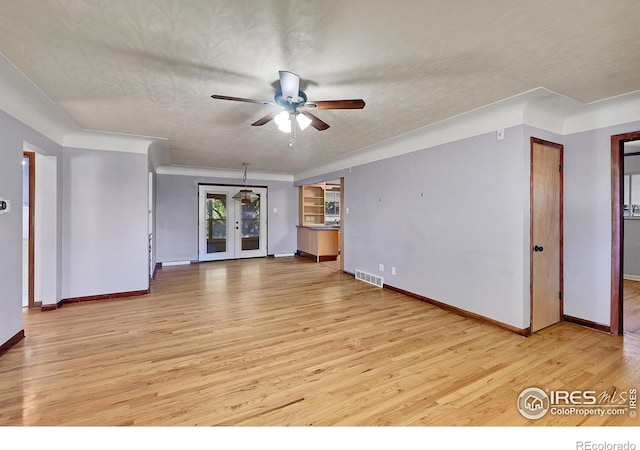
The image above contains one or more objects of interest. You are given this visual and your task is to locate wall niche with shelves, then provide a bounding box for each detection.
[299,184,325,225]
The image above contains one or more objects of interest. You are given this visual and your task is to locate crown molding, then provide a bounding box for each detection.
[156,164,294,182]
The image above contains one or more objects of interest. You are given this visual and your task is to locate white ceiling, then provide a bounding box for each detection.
[1,0,639,174]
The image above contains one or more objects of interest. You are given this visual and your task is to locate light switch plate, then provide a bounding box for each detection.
[0,197,9,214]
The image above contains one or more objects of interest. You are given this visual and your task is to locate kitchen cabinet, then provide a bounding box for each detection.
[296,226,339,262]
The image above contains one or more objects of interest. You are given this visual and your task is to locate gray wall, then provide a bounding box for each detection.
[62,147,149,298]
[563,120,640,325]
[0,110,62,345]
[624,220,640,277]
[622,153,640,277]
[343,125,530,329]
[336,119,640,330]
[156,174,297,262]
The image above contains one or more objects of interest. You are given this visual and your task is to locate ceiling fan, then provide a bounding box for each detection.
[211,70,365,144]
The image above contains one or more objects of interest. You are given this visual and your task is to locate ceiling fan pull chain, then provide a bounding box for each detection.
[289,113,296,147]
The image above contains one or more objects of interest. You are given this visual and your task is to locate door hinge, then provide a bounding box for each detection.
[559,164,562,172]
[559,291,563,300]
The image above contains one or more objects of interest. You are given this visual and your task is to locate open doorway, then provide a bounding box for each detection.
[22,146,58,310]
[22,151,34,308]
[320,178,343,272]
[611,131,640,335]
[298,178,344,272]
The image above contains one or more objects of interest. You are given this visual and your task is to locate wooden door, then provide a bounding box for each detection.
[531,138,563,332]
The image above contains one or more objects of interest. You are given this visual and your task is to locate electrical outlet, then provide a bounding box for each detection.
[391,267,396,275]
[378,264,384,272]
[497,129,505,141]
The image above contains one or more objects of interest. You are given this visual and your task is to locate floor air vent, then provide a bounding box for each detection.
[355,269,384,288]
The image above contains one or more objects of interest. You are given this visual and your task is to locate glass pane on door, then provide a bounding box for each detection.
[240,195,260,251]
[206,193,227,253]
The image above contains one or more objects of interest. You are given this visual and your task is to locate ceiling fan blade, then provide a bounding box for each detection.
[300,111,330,131]
[279,71,300,103]
[251,111,279,126]
[305,99,366,110]
[211,94,274,105]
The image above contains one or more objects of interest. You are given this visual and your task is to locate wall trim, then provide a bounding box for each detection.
[564,315,611,334]
[40,290,149,311]
[384,284,531,336]
[161,260,192,266]
[623,274,640,282]
[63,131,162,154]
[64,290,149,304]
[0,330,25,356]
[296,250,337,263]
[157,164,294,182]
[40,299,64,311]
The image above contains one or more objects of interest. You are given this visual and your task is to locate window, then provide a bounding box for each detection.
[325,190,340,220]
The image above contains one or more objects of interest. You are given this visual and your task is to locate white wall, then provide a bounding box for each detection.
[35,153,58,306]
[0,111,63,346]
[62,147,149,298]
[0,113,25,345]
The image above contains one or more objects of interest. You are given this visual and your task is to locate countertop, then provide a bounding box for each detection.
[296,225,340,231]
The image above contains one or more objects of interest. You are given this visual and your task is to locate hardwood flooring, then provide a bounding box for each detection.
[623,279,640,334]
[1,257,639,426]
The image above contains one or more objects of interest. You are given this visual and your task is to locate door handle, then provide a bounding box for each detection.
[533,245,544,252]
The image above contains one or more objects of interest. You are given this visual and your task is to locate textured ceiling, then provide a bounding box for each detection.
[1,0,639,173]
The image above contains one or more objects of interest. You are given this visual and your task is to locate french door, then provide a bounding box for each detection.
[198,185,267,261]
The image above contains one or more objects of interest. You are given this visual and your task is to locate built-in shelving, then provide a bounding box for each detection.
[299,184,325,225]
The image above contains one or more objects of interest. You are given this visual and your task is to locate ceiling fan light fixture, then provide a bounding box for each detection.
[296,113,311,131]
[274,110,311,133]
[210,70,365,140]
[275,111,291,132]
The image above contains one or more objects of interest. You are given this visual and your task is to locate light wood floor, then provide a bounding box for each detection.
[1,257,639,426]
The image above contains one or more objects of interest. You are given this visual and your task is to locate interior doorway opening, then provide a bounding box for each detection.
[22,144,58,310]
[298,178,344,273]
[22,151,34,308]
[612,131,640,335]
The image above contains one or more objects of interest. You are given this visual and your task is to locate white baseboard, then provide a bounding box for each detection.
[623,274,640,281]
[274,253,295,258]
[162,260,192,266]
